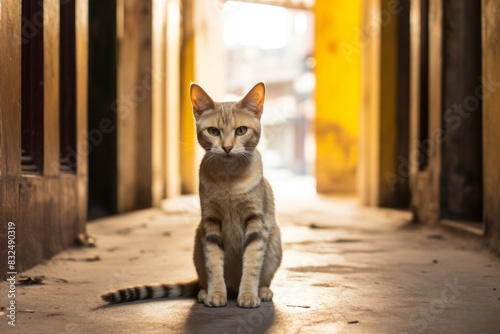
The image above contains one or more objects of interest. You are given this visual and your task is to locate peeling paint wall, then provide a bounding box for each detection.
[314,0,361,194]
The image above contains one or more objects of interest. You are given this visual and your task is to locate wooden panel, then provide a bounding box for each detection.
[359,0,411,208]
[0,179,18,280]
[117,0,154,211]
[482,0,500,253]
[133,0,153,209]
[117,0,136,210]
[359,0,381,205]
[409,0,443,224]
[0,0,22,177]
[59,176,79,249]
[43,178,61,258]
[315,0,361,194]
[0,0,88,279]
[44,0,60,176]
[426,0,443,223]
[378,0,399,206]
[152,0,167,205]
[409,0,422,217]
[18,178,45,271]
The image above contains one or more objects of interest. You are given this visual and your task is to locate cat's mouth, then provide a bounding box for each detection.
[220,153,236,159]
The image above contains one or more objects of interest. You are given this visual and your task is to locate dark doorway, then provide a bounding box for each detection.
[87,0,118,220]
[21,0,44,173]
[441,0,483,222]
[394,0,411,208]
[418,0,430,171]
[60,0,77,173]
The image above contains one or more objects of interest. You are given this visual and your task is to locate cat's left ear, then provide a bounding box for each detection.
[190,83,216,118]
[241,82,265,119]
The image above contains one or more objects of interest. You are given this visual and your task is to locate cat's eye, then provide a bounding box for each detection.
[207,127,220,136]
[235,126,247,136]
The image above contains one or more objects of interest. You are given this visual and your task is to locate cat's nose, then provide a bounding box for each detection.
[223,146,233,153]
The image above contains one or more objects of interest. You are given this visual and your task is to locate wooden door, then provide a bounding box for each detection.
[0,0,88,279]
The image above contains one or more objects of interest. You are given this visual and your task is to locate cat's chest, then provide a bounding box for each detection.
[221,215,244,251]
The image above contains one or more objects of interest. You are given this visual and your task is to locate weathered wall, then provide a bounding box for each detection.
[0,0,88,279]
[116,0,154,211]
[359,0,411,208]
[409,0,443,224]
[441,0,483,221]
[482,0,500,253]
[315,0,361,194]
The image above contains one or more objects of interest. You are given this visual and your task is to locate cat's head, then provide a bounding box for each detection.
[190,82,265,159]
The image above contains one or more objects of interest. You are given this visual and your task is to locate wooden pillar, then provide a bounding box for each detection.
[315,0,361,194]
[76,0,89,236]
[116,0,154,211]
[482,0,500,253]
[359,0,411,208]
[409,0,443,224]
[359,0,381,205]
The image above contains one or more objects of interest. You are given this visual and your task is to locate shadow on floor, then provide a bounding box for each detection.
[184,300,275,334]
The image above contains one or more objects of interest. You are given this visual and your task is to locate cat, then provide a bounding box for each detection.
[101,82,282,308]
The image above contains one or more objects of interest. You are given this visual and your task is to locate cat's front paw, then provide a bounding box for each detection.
[258,287,273,301]
[197,289,207,303]
[237,292,261,308]
[204,291,227,307]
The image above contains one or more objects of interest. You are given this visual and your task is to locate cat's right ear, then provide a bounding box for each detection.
[190,83,215,118]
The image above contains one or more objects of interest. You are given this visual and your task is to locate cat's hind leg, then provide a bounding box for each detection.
[258,225,282,302]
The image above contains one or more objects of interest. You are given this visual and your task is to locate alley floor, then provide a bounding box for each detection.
[1,190,500,333]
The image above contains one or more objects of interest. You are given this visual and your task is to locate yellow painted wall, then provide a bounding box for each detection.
[315,0,361,194]
[180,33,197,194]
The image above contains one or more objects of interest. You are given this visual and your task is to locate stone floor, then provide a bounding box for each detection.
[1,191,500,333]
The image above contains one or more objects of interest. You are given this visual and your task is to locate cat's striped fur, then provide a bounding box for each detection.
[101,281,198,303]
[101,82,282,308]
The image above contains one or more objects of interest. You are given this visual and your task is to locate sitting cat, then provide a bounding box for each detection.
[101,82,282,308]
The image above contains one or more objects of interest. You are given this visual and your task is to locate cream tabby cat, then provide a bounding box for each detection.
[101,82,282,308]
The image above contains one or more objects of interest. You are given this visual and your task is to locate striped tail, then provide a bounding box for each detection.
[101,280,199,303]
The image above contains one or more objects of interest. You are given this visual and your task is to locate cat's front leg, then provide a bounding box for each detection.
[201,217,227,307]
[238,214,268,308]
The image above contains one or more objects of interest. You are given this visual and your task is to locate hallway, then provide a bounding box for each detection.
[1,194,499,333]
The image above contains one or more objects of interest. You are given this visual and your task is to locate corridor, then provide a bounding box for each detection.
[1,194,499,333]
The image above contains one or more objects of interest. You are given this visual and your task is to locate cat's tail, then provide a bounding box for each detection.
[100,280,199,303]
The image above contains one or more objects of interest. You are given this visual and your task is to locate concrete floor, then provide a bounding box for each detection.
[1,193,500,334]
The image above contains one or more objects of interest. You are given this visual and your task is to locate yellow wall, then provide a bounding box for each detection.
[180,35,197,194]
[315,0,362,194]
[180,0,197,194]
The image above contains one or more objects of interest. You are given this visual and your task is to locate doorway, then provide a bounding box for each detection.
[222,1,316,197]
[440,0,483,223]
[87,0,118,220]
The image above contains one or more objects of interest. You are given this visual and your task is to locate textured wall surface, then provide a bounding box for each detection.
[482,0,500,253]
[315,0,361,194]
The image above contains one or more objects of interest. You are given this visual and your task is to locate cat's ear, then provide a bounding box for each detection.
[190,83,216,118]
[241,82,265,118]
